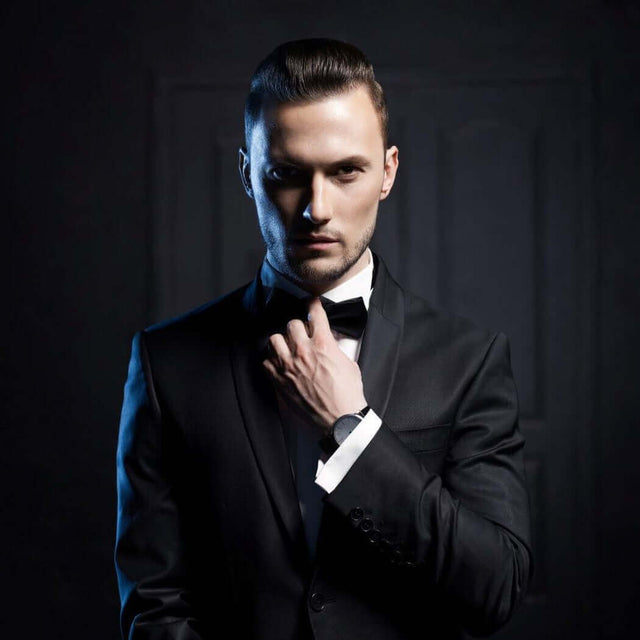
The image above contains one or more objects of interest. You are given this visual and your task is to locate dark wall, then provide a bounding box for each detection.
[597,51,640,636]
[1,1,638,638]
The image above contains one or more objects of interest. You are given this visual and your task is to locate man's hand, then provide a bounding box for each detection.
[262,297,367,435]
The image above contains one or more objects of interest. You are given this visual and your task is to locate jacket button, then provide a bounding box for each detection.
[367,528,381,543]
[390,549,403,564]
[359,517,373,532]
[310,592,326,612]
[349,507,364,523]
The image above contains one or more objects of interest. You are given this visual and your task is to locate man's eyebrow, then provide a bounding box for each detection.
[267,156,302,166]
[329,155,372,168]
[268,154,372,168]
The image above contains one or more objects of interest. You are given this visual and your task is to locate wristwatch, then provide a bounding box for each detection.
[319,406,370,457]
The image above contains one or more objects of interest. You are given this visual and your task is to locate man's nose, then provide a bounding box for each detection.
[302,174,332,224]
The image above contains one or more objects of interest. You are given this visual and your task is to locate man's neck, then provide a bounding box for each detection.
[261,248,374,309]
[265,248,372,298]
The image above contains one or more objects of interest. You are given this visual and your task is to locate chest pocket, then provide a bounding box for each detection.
[394,424,452,475]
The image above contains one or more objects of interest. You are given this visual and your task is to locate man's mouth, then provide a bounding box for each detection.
[291,235,339,250]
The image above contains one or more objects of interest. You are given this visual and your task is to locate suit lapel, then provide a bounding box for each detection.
[231,278,310,572]
[229,253,404,571]
[358,253,405,418]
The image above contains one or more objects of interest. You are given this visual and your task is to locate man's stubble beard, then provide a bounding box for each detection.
[264,217,376,289]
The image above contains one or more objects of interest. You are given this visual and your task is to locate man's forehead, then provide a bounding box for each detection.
[252,87,384,156]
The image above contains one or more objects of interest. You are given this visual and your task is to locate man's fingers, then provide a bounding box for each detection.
[285,318,311,350]
[262,357,279,379]
[267,332,291,369]
[307,297,331,340]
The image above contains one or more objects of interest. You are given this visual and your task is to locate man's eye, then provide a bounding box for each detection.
[337,165,359,176]
[268,167,300,182]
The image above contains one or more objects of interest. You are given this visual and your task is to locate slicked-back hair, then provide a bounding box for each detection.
[244,38,389,152]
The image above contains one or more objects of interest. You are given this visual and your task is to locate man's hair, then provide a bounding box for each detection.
[244,38,389,151]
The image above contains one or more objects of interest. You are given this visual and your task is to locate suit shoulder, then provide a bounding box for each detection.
[139,281,252,350]
[402,287,502,359]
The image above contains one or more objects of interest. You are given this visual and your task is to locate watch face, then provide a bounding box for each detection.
[333,415,362,445]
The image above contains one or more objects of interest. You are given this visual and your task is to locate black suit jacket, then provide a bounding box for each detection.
[115,252,532,640]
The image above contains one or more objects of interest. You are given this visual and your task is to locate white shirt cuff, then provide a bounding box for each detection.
[314,409,382,493]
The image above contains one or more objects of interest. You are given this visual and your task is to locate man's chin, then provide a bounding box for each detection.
[287,254,349,286]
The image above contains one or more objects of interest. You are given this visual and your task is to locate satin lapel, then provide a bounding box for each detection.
[230,278,309,572]
[358,254,405,418]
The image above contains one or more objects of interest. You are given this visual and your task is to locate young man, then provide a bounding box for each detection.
[115,39,532,640]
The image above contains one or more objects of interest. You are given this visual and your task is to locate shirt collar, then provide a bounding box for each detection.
[260,247,374,311]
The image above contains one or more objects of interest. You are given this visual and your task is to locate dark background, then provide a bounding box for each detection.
[2,1,639,638]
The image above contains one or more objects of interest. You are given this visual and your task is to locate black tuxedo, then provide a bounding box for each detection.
[115,252,532,640]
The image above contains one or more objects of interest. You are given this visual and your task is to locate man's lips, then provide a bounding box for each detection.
[291,235,339,248]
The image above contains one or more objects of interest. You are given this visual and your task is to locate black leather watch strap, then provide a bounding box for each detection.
[355,406,370,419]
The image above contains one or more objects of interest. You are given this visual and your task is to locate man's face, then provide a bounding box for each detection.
[240,85,399,295]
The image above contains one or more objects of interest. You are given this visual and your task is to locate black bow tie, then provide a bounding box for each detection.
[263,287,368,339]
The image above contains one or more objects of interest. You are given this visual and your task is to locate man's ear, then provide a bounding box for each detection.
[238,147,253,199]
[379,145,399,202]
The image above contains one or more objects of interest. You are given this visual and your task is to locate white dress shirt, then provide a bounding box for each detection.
[260,247,382,556]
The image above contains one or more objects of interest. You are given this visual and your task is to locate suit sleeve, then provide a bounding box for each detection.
[324,332,532,637]
[115,332,205,640]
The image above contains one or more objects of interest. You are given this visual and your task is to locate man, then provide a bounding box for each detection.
[115,38,532,640]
